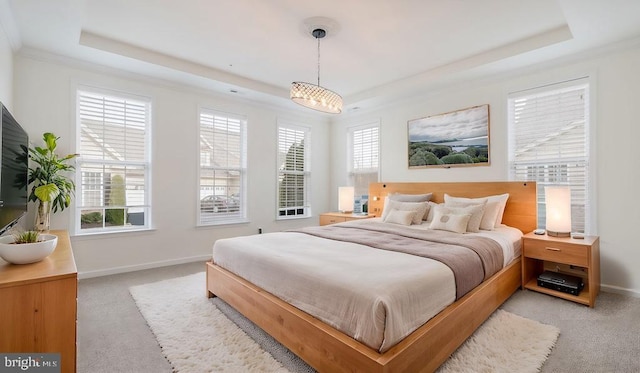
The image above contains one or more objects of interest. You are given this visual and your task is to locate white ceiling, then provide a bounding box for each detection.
[3,0,640,113]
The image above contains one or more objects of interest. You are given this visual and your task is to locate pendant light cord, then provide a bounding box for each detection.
[317,36,321,86]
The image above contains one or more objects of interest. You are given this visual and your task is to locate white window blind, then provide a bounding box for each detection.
[277,124,310,218]
[198,109,247,225]
[508,81,590,233]
[76,89,151,233]
[349,123,379,198]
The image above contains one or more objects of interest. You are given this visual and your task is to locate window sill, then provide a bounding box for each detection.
[197,219,250,227]
[276,215,312,221]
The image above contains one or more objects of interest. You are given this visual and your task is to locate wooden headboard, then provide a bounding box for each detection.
[368,181,537,234]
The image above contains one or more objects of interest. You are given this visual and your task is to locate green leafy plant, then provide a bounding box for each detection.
[28,133,78,212]
[12,230,40,244]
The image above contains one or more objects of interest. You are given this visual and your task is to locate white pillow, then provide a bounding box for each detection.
[490,194,510,224]
[384,193,432,219]
[430,209,472,234]
[388,193,433,203]
[444,193,510,226]
[437,204,485,232]
[479,201,501,230]
[383,209,417,226]
[445,196,488,206]
[446,200,501,230]
[425,201,441,222]
[382,198,429,224]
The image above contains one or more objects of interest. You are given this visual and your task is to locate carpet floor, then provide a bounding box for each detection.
[76,261,640,373]
[130,272,559,373]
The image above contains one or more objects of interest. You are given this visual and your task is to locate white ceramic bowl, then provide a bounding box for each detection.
[0,234,58,264]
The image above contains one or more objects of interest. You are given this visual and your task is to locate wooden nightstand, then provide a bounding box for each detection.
[319,212,375,226]
[521,232,600,307]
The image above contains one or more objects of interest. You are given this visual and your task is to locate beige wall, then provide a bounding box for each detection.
[13,55,331,277]
[331,40,640,297]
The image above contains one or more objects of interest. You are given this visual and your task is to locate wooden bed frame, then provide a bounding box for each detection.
[207,181,537,373]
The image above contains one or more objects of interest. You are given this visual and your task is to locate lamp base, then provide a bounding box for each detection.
[547,230,571,237]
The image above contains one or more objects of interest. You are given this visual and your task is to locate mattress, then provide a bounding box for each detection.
[212,219,521,352]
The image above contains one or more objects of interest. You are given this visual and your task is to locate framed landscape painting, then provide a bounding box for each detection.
[408,104,490,168]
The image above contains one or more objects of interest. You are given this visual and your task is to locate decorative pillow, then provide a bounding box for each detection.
[384,193,432,219]
[383,209,417,226]
[430,209,472,234]
[446,200,500,230]
[444,193,510,226]
[382,198,429,224]
[433,204,485,232]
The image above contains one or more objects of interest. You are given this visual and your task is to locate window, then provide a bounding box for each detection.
[348,123,380,198]
[76,88,151,233]
[277,123,310,218]
[198,109,247,225]
[508,79,591,233]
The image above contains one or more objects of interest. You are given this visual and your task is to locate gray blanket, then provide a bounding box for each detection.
[292,220,504,299]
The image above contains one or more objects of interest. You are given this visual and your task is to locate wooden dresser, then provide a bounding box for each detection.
[0,230,77,373]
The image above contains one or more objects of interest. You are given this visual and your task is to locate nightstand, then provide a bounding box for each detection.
[319,212,375,226]
[521,232,600,307]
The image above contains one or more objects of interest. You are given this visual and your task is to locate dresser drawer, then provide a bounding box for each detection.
[319,215,347,226]
[524,238,589,267]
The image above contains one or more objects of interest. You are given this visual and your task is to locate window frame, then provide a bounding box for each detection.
[507,77,594,234]
[347,121,380,200]
[74,85,153,235]
[276,121,311,220]
[197,108,248,226]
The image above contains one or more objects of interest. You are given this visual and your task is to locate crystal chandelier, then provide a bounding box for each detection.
[291,28,343,114]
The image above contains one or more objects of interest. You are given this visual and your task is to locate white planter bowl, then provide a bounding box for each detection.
[0,234,58,264]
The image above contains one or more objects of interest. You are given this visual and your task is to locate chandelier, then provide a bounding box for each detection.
[291,28,343,114]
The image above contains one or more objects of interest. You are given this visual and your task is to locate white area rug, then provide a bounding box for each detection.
[437,309,560,373]
[130,272,288,373]
[130,272,559,373]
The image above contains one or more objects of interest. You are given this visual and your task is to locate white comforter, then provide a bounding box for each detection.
[212,221,520,352]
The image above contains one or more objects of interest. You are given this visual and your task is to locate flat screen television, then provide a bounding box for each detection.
[0,102,29,236]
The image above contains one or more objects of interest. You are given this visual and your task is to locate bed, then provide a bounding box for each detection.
[207,181,537,372]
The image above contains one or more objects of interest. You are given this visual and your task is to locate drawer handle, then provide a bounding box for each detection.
[545,247,561,252]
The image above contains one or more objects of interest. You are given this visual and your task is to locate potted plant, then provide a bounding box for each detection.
[0,230,58,264]
[28,133,77,231]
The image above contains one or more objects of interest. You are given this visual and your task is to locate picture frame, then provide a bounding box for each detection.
[408,104,490,169]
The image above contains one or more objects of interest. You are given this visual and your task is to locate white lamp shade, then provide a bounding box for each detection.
[545,186,572,236]
[338,186,355,213]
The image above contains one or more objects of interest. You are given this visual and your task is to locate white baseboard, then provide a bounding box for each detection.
[601,284,640,298]
[78,255,211,279]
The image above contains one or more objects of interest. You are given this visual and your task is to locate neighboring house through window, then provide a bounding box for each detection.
[348,122,380,212]
[508,78,592,233]
[277,122,310,219]
[75,87,151,233]
[198,109,247,225]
